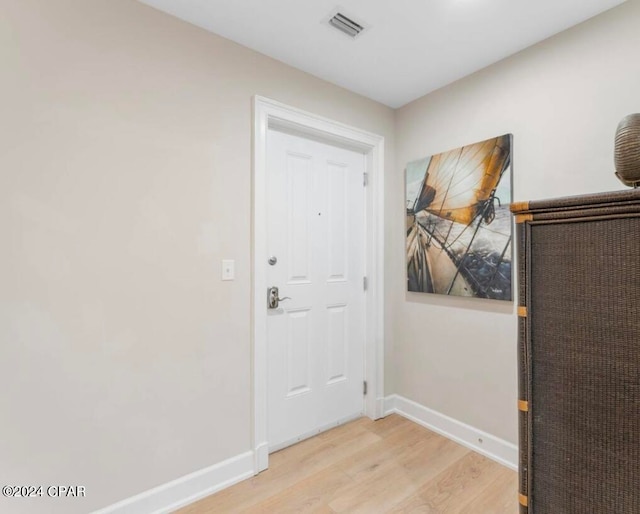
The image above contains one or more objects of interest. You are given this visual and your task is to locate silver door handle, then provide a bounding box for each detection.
[267,286,291,309]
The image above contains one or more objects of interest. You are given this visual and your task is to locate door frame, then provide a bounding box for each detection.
[252,95,385,473]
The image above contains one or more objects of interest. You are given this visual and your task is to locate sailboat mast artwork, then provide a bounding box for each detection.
[406,134,513,301]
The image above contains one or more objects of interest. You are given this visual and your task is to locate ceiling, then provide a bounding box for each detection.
[138,0,626,108]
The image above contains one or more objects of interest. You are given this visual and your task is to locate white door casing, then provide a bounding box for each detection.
[266,129,366,452]
[253,96,384,473]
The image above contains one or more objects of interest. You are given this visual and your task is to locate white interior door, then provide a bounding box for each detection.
[266,128,366,452]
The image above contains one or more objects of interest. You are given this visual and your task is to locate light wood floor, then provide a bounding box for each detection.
[176,414,517,513]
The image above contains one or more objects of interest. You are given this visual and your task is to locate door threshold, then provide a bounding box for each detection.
[268,412,364,454]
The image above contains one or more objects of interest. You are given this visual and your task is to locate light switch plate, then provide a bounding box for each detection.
[222,259,235,281]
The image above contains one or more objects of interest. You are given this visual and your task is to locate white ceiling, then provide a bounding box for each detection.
[138,0,626,108]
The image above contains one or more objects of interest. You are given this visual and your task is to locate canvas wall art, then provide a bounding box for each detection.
[406,134,513,301]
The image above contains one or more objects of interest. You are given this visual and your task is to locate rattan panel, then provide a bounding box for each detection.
[529,217,640,513]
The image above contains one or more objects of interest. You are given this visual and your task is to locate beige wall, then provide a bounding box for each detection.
[0,1,394,512]
[392,0,640,444]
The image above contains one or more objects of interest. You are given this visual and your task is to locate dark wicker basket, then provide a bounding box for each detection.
[511,189,640,513]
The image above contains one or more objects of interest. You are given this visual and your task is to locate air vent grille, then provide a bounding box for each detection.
[329,12,365,38]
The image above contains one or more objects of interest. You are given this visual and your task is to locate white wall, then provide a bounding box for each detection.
[0,1,394,512]
[391,0,640,444]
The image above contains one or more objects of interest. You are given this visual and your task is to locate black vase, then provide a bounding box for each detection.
[615,113,640,188]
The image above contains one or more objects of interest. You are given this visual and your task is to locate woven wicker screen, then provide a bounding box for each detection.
[512,190,640,514]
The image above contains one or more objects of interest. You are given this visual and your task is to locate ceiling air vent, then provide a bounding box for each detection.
[328,12,365,39]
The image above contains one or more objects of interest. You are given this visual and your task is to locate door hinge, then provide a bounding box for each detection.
[363,276,368,291]
[363,381,368,396]
[363,172,368,187]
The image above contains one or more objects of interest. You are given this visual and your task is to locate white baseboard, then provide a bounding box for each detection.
[384,395,517,471]
[254,442,269,473]
[92,451,254,514]
[374,396,386,419]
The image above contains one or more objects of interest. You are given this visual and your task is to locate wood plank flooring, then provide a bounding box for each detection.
[176,414,517,513]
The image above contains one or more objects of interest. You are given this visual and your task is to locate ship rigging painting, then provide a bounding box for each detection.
[406,134,513,301]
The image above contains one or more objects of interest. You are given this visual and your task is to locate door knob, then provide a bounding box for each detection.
[267,286,291,309]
